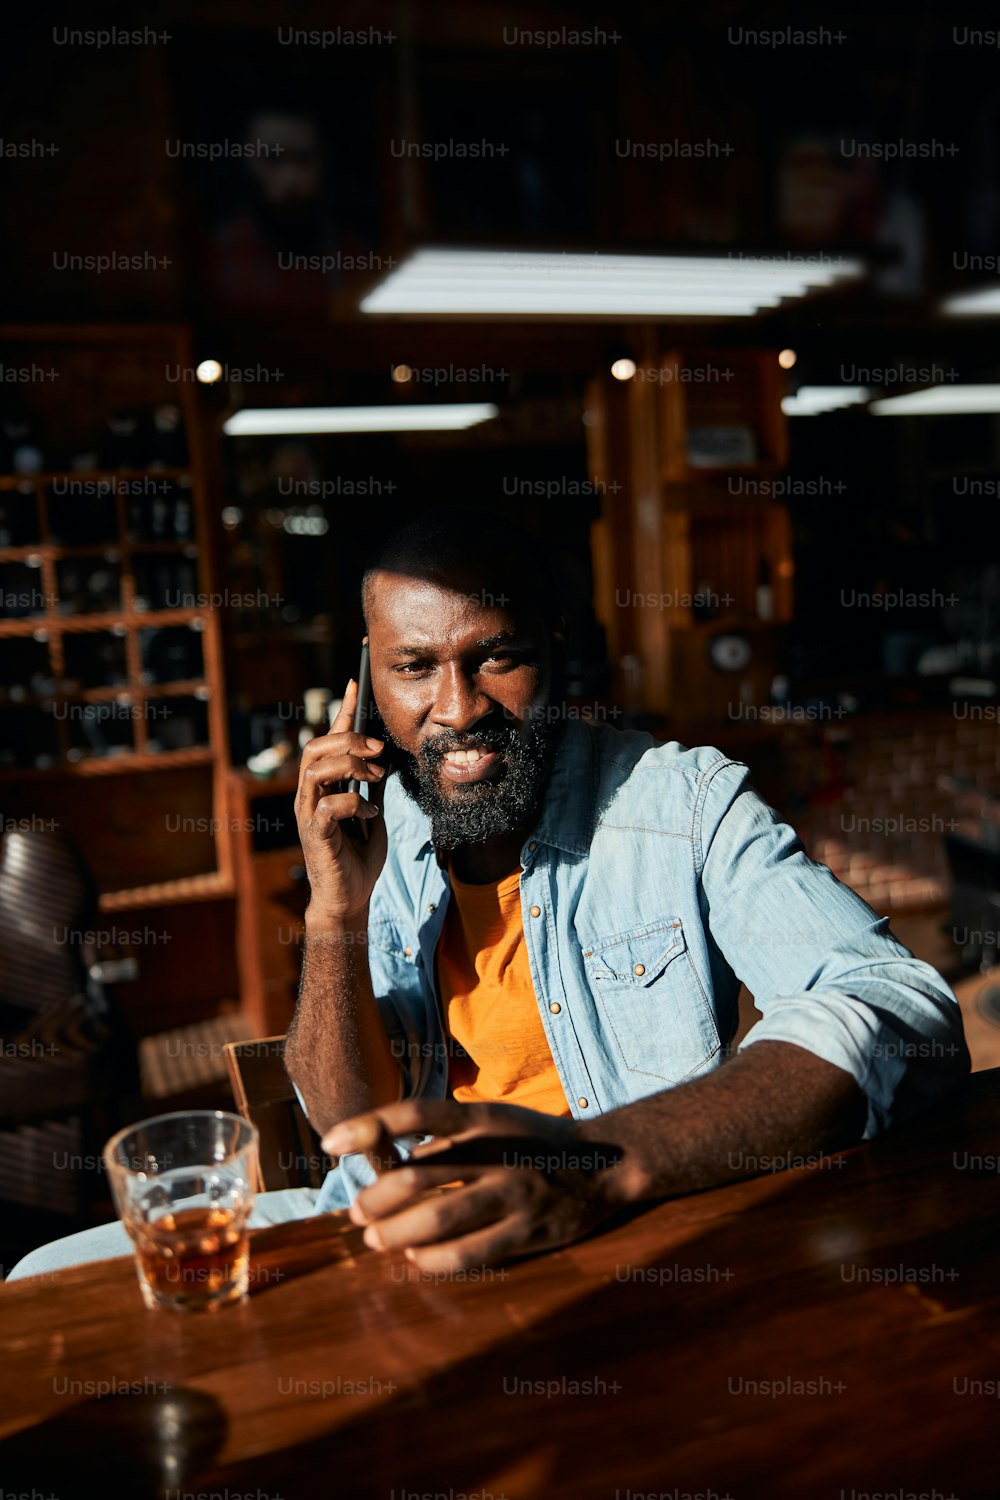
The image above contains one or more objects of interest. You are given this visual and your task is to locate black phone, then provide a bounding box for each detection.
[344,638,392,840]
[347,637,374,789]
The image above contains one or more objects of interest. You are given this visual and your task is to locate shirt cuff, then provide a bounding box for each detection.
[737,990,895,1140]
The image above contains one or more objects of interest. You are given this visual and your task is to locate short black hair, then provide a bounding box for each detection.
[360,506,565,634]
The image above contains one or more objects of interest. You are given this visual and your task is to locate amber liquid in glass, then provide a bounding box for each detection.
[130,1204,249,1310]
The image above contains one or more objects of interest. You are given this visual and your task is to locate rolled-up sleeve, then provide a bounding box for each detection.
[698,758,970,1138]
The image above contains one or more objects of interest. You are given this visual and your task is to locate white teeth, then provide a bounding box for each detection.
[443,748,483,764]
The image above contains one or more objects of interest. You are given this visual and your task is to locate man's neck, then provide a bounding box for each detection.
[447,830,526,885]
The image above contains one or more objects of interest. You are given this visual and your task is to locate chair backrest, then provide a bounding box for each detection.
[222,1036,331,1194]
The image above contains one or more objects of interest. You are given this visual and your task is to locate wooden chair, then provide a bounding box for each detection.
[222,1036,332,1194]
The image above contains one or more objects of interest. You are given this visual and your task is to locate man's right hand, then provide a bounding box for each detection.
[295,677,390,926]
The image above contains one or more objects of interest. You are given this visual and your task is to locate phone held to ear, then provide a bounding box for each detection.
[343,638,391,843]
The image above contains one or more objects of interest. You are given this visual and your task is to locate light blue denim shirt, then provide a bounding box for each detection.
[312,718,968,1210]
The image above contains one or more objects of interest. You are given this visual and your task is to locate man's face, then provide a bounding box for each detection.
[366,571,563,850]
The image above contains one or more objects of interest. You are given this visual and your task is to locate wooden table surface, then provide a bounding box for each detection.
[3,1070,1000,1500]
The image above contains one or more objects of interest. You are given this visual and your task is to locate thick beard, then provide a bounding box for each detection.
[387,714,564,852]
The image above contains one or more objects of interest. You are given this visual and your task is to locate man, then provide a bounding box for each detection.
[286,506,968,1270]
[7,508,968,1281]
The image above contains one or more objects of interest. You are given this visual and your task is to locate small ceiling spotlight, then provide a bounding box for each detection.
[611,357,637,381]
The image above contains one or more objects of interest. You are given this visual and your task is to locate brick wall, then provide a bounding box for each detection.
[789,712,999,914]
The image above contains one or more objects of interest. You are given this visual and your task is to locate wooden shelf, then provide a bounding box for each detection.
[585,342,793,720]
[230,764,302,800]
[99,869,234,913]
[662,461,789,485]
[136,678,210,698]
[666,614,788,633]
[0,679,209,707]
[0,607,210,638]
[0,324,236,1001]
[0,542,198,562]
[127,540,199,554]
[0,746,215,782]
[0,468,192,489]
[231,624,332,648]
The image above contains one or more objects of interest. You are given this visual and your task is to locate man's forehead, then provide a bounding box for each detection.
[367,570,529,631]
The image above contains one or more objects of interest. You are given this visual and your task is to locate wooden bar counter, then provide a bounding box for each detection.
[3,1070,1000,1498]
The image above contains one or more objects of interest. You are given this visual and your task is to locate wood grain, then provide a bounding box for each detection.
[3,1070,1000,1499]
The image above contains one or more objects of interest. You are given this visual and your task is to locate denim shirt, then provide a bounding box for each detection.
[312,718,968,1210]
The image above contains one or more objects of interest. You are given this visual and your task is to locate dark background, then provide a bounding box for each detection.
[3,0,999,699]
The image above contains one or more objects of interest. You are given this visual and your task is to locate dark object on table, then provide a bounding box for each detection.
[0,1386,226,1500]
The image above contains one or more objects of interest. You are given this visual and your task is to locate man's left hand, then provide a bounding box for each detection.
[321,1100,630,1274]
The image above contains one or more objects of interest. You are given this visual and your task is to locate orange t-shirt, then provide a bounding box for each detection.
[435,861,571,1118]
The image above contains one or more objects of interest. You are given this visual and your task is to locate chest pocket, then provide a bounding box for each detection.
[368,918,421,966]
[582,917,721,1084]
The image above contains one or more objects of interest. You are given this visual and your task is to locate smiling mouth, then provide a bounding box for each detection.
[437,746,502,783]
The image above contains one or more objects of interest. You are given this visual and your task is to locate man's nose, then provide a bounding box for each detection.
[430,665,491,733]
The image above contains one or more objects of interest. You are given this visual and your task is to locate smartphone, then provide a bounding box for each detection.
[344,638,391,841]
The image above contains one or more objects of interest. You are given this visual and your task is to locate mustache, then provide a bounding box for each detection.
[415,723,520,765]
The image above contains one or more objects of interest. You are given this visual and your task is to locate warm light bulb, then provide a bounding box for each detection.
[611,358,637,381]
[777,349,797,370]
[196,359,224,384]
[391,364,413,383]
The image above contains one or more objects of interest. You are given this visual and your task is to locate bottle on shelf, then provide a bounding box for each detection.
[0,408,44,476]
[298,687,332,750]
[149,404,188,468]
[99,408,149,470]
[756,558,774,621]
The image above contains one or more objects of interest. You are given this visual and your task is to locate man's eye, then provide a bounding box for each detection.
[480,651,527,669]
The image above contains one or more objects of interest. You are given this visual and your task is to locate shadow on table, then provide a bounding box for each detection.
[0,1386,227,1499]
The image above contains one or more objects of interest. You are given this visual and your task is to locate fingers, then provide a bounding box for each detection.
[309,791,382,845]
[333,1112,404,1176]
[298,751,386,820]
[360,1176,516,1252]
[402,1215,534,1275]
[301,749,386,787]
[354,1100,497,1149]
[329,676,358,735]
[322,1100,477,1156]
[350,1160,488,1224]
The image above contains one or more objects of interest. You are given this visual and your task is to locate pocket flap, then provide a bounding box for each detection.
[367,919,418,963]
[582,919,685,987]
